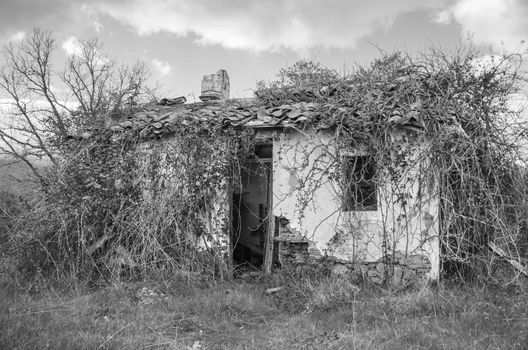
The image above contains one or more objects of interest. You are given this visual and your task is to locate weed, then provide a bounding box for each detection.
[1,275,527,349]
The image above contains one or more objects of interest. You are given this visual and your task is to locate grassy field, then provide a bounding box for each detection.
[1,268,527,350]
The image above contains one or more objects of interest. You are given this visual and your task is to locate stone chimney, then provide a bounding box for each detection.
[199,69,230,101]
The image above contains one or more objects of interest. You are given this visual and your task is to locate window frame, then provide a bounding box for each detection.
[342,154,378,211]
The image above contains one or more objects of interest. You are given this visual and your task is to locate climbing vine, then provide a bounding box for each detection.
[258,47,528,282]
[9,46,528,285]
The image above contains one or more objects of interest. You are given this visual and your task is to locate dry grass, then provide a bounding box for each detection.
[1,268,527,350]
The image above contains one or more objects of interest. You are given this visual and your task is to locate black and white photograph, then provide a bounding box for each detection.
[1,1,527,349]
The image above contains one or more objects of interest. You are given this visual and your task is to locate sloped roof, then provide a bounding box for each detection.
[103,98,331,141]
[81,80,456,142]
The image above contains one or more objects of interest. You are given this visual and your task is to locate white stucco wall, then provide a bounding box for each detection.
[269,128,440,279]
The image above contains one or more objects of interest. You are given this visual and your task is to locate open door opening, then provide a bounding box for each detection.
[232,143,273,270]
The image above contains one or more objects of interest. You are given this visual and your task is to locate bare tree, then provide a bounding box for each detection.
[61,38,152,131]
[0,29,154,186]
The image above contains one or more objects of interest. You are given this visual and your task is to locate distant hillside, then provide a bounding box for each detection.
[0,158,40,194]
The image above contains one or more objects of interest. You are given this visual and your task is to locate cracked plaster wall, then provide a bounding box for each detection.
[267,128,440,280]
[139,128,440,280]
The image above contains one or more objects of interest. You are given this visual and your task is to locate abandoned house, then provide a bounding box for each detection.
[87,69,456,286]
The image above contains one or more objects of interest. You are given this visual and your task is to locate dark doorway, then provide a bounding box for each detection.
[232,143,272,269]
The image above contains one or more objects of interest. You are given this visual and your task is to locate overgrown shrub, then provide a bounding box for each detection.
[6,124,253,283]
[5,45,528,286]
[0,189,25,244]
[256,47,528,283]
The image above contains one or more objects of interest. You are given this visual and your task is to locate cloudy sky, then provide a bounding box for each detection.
[1,0,527,100]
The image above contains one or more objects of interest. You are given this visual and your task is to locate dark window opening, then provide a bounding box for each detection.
[343,156,377,211]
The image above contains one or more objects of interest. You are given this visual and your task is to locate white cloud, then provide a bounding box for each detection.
[85,0,446,52]
[8,31,26,42]
[469,55,503,76]
[93,20,104,33]
[80,3,105,33]
[82,0,528,53]
[433,0,528,51]
[150,58,172,76]
[61,36,82,56]
[432,9,451,25]
[61,36,110,65]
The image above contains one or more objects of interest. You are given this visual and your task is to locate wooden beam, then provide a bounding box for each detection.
[262,161,274,274]
[226,174,234,278]
[263,214,274,273]
[489,242,528,277]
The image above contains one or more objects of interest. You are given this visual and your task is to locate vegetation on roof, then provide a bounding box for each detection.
[255,48,528,281]
[3,37,528,284]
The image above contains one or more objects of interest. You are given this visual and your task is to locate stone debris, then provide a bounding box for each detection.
[188,340,202,350]
[275,218,310,265]
[275,237,432,286]
[363,253,432,286]
[277,241,310,265]
[275,216,306,242]
[265,287,284,295]
[330,263,350,275]
[135,287,166,305]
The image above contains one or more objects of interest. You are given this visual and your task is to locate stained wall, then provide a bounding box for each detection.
[267,128,440,280]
